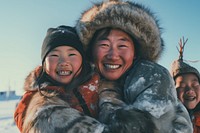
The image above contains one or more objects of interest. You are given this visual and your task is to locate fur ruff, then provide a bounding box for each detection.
[22,92,104,133]
[76,0,164,61]
[23,66,43,91]
[22,67,105,133]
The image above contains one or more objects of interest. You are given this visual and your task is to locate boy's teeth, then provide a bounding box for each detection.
[187,96,195,101]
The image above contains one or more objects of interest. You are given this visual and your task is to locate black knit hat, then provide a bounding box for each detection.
[41,25,84,64]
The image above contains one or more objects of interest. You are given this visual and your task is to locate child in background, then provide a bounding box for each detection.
[14,26,104,133]
[171,38,200,133]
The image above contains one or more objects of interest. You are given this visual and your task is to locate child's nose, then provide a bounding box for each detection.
[185,87,195,95]
[59,62,69,67]
[59,58,70,66]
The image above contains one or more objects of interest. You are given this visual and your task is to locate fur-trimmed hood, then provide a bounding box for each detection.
[23,66,42,91]
[76,0,164,61]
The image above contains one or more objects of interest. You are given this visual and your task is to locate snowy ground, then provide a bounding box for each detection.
[0,99,20,133]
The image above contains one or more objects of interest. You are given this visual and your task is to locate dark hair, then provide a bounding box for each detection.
[86,28,112,62]
[67,57,93,90]
[87,27,140,62]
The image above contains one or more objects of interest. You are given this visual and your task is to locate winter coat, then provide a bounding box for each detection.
[14,66,104,133]
[193,111,200,133]
[188,104,200,133]
[99,59,193,133]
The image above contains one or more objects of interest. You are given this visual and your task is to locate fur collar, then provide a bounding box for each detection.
[23,66,43,91]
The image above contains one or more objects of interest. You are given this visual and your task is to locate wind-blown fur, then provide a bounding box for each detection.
[76,0,164,61]
[21,66,104,133]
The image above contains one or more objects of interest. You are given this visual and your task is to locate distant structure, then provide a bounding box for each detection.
[0,90,21,101]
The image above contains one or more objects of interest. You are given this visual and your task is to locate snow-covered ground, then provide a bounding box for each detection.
[0,99,20,133]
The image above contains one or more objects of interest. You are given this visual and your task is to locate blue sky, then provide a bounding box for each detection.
[0,0,200,95]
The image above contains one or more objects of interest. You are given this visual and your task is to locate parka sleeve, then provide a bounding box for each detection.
[98,80,125,124]
[123,61,193,133]
[14,91,36,132]
[98,79,157,132]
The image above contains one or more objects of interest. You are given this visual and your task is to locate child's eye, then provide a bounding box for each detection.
[119,44,128,48]
[193,81,200,87]
[50,54,58,57]
[176,87,185,92]
[69,53,76,56]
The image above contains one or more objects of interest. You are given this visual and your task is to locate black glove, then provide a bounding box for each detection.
[107,108,156,133]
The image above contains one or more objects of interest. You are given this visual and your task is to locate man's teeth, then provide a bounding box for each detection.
[58,70,71,76]
[105,64,120,69]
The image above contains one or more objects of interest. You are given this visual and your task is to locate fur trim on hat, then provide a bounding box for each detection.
[76,0,164,61]
[171,37,200,82]
[171,59,200,81]
[23,66,42,91]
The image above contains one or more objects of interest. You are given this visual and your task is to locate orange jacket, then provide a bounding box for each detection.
[14,66,99,132]
[193,111,200,133]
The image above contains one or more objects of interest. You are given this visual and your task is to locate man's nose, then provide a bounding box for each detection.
[106,47,119,60]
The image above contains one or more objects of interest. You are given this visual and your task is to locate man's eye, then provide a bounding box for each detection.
[119,44,127,48]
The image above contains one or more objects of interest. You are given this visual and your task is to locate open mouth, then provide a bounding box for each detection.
[104,64,121,69]
[184,96,196,101]
[57,70,72,76]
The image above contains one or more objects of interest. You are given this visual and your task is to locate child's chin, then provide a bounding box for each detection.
[56,78,72,85]
[185,103,197,110]
[61,80,71,84]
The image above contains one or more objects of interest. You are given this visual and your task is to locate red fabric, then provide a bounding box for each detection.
[78,73,99,117]
[14,91,37,132]
[14,73,99,132]
[193,112,200,133]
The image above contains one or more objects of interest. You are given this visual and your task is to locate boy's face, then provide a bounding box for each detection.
[175,73,200,109]
[44,46,82,84]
